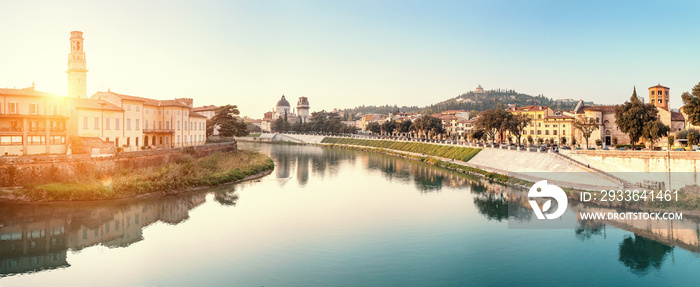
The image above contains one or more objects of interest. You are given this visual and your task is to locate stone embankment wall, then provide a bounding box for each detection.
[562,150,700,188]
[0,142,237,187]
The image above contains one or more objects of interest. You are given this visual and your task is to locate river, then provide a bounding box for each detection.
[1,142,699,286]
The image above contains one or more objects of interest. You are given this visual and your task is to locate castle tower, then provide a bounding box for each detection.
[648,84,669,111]
[297,97,310,123]
[67,31,88,98]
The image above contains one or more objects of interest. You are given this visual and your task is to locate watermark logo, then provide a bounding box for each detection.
[528,180,568,219]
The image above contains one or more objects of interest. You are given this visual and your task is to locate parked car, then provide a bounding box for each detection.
[674,148,685,151]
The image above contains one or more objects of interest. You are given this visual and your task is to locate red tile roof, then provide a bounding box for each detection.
[94,91,191,108]
[0,87,60,98]
[649,84,669,90]
[192,105,218,112]
[69,98,123,111]
[189,112,207,118]
[671,111,685,121]
[583,105,616,112]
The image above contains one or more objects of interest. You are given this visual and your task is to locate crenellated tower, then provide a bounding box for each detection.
[67,31,88,98]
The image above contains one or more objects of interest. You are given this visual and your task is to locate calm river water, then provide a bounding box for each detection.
[1,142,699,286]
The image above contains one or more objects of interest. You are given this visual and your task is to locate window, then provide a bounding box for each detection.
[29,103,38,114]
[52,104,58,115]
[177,135,180,144]
[116,118,120,130]
[8,102,17,114]
[166,110,169,115]
[145,120,149,130]
[105,118,111,130]
[127,119,131,130]
[537,130,542,135]
[28,136,46,145]
[0,136,23,145]
[83,117,88,129]
[127,137,130,146]
[651,91,655,95]
[165,121,169,130]
[177,121,180,130]
[165,137,169,145]
[136,106,140,112]
[185,121,188,130]
[94,117,99,130]
[136,137,139,146]
[545,130,549,135]
[127,105,131,111]
[178,110,181,115]
[159,121,162,129]
[553,130,557,135]
[538,115,542,119]
[563,130,566,135]
[136,119,140,130]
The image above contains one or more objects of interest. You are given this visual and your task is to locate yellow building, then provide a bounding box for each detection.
[509,105,575,144]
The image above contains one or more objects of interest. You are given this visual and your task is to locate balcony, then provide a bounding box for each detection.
[0,127,23,134]
[143,128,175,134]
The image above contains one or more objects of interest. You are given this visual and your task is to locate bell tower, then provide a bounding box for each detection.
[67,31,88,98]
[648,84,669,111]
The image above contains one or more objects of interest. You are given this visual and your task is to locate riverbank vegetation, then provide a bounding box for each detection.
[321,137,481,162]
[12,150,274,202]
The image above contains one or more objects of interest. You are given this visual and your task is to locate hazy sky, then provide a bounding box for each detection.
[1,0,699,117]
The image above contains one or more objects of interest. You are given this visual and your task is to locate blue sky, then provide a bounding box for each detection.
[1,0,699,117]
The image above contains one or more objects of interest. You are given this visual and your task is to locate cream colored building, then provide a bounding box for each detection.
[0,31,209,155]
[0,86,70,155]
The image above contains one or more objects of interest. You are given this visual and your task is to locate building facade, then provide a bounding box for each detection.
[0,31,209,155]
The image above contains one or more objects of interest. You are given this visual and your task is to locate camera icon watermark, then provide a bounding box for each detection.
[528,180,568,220]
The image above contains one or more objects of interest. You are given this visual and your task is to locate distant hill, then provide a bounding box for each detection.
[341,88,595,120]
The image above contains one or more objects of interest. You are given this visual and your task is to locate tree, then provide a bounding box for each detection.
[560,137,567,145]
[366,122,381,134]
[573,116,599,149]
[642,120,670,149]
[396,120,412,136]
[612,137,618,146]
[245,122,262,133]
[381,120,397,135]
[206,119,215,138]
[614,87,660,146]
[475,109,509,144]
[470,129,485,142]
[527,135,533,145]
[595,139,602,147]
[667,135,675,149]
[271,117,290,132]
[680,82,700,126]
[212,105,248,137]
[689,131,697,147]
[506,113,531,146]
[421,115,445,139]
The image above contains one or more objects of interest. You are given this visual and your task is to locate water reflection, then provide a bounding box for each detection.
[0,192,208,277]
[618,235,674,275]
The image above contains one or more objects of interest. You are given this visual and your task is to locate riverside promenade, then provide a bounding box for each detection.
[239,133,624,191]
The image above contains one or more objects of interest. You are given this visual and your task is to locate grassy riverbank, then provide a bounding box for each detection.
[11,150,274,202]
[321,137,481,162]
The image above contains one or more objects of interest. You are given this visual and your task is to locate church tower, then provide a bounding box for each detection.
[67,31,88,98]
[648,84,670,111]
